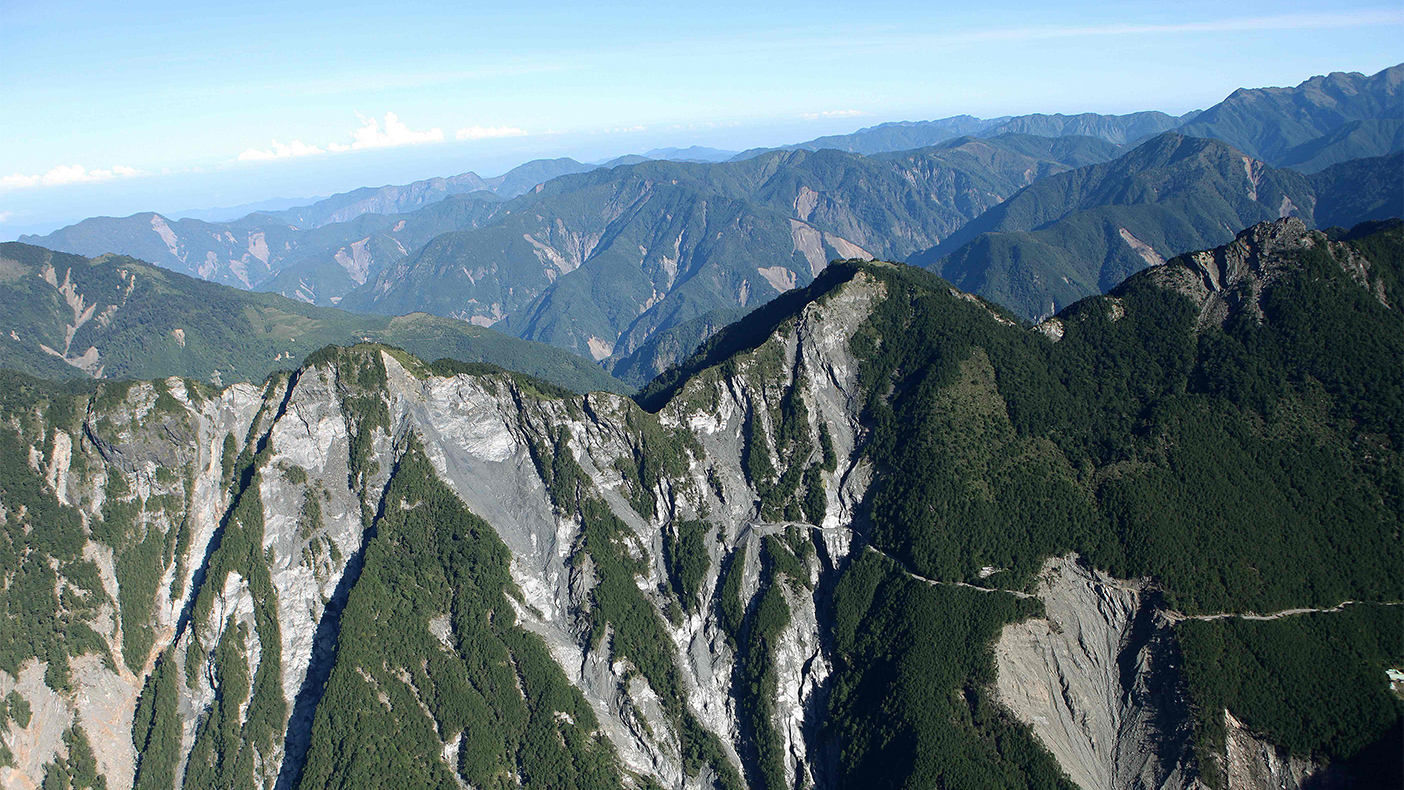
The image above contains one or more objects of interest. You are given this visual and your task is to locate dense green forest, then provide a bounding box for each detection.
[847,223,1402,609]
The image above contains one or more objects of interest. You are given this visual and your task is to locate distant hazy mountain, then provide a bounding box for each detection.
[981,110,1198,144]
[730,114,1001,159]
[265,172,496,228]
[264,157,602,229]
[20,193,505,299]
[643,145,739,162]
[1177,64,1402,166]
[166,195,326,223]
[22,211,307,290]
[341,134,1121,371]
[731,110,1195,160]
[913,133,1318,319]
[597,154,653,167]
[0,241,627,392]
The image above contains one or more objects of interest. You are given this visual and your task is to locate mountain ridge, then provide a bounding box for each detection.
[0,241,629,393]
[1176,64,1403,166]
[0,217,1397,790]
[341,135,1122,370]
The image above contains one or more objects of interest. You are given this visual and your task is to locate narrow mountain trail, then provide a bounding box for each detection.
[748,519,1038,599]
[753,520,1401,619]
[1161,599,1402,624]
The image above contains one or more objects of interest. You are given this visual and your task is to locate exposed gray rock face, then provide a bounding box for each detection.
[1222,711,1321,790]
[994,555,1202,790]
[0,662,74,790]
[0,270,885,789]
[1139,216,1393,331]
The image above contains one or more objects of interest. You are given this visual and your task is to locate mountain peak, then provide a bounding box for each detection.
[1131,216,1397,328]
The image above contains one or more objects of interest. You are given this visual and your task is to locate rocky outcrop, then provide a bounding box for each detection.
[1143,217,1314,329]
[1140,217,1393,329]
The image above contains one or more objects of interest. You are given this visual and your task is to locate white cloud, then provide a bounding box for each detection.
[455,125,529,141]
[331,112,444,151]
[0,211,12,223]
[237,139,326,161]
[801,109,866,121]
[236,112,447,164]
[0,164,144,190]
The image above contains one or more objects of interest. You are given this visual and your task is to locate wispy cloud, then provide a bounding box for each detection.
[864,10,1404,52]
[0,211,13,223]
[239,112,446,163]
[456,125,529,141]
[583,10,1404,65]
[801,109,866,121]
[0,164,144,190]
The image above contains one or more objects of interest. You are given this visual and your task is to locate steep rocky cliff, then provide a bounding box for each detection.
[1,220,1399,789]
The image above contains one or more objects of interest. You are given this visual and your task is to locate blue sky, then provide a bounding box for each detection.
[1,0,1400,237]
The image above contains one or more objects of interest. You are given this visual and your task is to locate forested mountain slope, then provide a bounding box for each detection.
[0,218,1398,790]
[0,242,628,394]
[912,134,1403,320]
[343,135,1120,369]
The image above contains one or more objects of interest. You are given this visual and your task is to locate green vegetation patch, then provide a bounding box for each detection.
[42,723,108,790]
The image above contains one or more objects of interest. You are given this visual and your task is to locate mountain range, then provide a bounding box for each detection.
[0,217,1397,790]
[914,134,1404,320]
[913,133,1314,318]
[729,109,1200,160]
[0,241,627,393]
[16,64,1404,387]
[344,135,1122,364]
